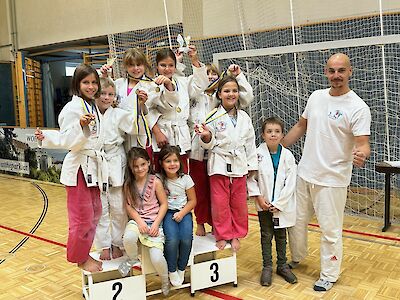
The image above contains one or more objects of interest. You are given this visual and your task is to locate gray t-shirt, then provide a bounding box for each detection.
[165,174,195,210]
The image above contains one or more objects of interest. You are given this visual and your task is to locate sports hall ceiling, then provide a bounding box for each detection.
[24,35,109,64]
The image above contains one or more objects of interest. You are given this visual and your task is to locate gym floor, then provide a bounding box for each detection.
[0,174,399,300]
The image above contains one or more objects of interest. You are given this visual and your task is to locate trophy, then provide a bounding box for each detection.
[177,34,191,53]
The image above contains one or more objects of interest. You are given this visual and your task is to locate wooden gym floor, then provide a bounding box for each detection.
[0,174,400,300]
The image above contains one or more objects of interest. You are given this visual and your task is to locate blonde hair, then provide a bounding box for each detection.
[123,48,152,76]
[100,77,115,91]
[206,64,220,76]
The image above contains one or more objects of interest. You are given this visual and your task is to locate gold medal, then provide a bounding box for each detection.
[197,124,204,133]
[176,106,181,113]
[90,120,96,126]
[135,89,140,95]
[155,86,160,92]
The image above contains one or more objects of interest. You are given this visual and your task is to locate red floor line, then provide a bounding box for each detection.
[308,223,400,242]
[202,289,242,300]
[0,224,67,248]
[249,213,400,242]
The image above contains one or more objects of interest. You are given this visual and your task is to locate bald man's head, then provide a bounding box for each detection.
[325,53,352,95]
[326,53,351,68]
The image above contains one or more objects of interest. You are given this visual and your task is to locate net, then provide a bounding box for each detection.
[105,0,400,223]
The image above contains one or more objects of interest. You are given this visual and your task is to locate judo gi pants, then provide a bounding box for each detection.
[65,168,102,263]
[288,176,347,282]
[210,175,248,241]
[94,186,127,250]
[189,159,212,227]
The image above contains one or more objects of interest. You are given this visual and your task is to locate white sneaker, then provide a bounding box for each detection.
[313,278,334,291]
[177,269,185,285]
[169,271,181,287]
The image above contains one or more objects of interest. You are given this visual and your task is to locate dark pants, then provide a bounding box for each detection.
[258,211,287,267]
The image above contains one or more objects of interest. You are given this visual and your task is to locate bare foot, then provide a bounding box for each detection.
[231,238,240,252]
[95,259,102,266]
[79,256,103,272]
[196,224,206,236]
[112,245,123,259]
[216,240,227,250]
[100,248,111,260]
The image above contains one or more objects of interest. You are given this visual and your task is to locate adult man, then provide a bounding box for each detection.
[282,53,371,291]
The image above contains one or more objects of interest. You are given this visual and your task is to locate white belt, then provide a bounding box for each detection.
[81,149,109,192]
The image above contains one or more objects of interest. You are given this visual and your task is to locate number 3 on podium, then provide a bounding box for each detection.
[210,262,220,282]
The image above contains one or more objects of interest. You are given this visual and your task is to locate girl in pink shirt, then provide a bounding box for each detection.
[120,147,170,295]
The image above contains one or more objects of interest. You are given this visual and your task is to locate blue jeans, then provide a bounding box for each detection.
[163,210,193,272]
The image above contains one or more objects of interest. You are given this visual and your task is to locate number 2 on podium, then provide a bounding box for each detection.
[112,282,122,300]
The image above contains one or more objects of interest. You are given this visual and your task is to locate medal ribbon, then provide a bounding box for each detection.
[191,107,229,142]
[128,75,160,91]
[171,77,178,91]
[135,92,152,148]
[204,106,235,125]
[204,70,230,95]
[81,98,95,115]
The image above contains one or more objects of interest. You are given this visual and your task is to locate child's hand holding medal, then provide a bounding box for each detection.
[80,113,96,127]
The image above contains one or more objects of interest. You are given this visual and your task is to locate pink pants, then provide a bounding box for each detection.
[153,152,189,174]
[190,159,212,226]
[209,174,248,241]
[65,168,102,263]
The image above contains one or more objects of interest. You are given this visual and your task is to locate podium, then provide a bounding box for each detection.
[190,234,237,296]
[81,253,145,300]
[82,234,238,299]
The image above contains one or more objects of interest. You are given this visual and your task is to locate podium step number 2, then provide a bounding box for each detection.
[82,253,146,300]
[90,275,146,300]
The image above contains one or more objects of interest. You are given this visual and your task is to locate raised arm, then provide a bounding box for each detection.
[187,45,209,99]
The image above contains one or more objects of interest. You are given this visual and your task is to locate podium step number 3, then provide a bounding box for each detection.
[190,234,238,296]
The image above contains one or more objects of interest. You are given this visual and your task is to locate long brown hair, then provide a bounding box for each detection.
[123,147,152,207]
[156,48,176,66]
[216,75,238,100]
[158,145,184,193]
[71,64,101,99]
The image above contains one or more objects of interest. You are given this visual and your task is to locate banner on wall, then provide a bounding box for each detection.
[0,127,67,183]
[0,158,29,174]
